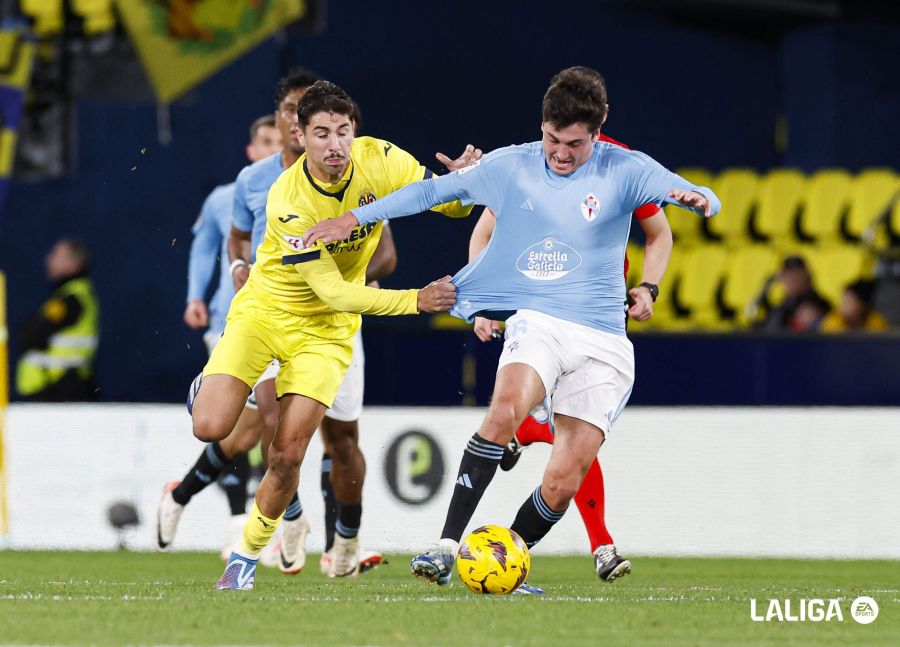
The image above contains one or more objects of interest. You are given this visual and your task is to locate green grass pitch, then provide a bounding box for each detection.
[0,551,896,646]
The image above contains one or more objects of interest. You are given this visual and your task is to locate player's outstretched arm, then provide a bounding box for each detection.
[292,245,455,315]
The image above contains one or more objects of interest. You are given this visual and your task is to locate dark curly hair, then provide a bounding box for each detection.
[542,66,608,131]
[297,80,357,129]
[274,67,320,108]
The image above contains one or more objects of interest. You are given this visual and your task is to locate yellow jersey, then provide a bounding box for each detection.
[243,135,470,337]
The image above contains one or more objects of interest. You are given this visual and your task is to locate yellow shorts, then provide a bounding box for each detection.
[203,287,357,406]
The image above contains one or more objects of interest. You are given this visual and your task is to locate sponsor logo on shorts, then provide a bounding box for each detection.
[516,237,582,280]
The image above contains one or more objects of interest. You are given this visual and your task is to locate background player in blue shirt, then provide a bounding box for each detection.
[305,66,720,592]
[160,115,283,559]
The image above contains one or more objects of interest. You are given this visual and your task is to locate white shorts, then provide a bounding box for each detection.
[497,309,634,436]
[325,328,364,422]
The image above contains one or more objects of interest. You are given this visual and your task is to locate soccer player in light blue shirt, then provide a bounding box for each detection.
[304,67,721,592]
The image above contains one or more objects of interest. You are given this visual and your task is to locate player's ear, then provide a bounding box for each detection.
[295,125,305,149]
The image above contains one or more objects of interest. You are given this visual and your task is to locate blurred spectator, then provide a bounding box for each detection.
[760,256,831,333]
[15,239,100,401]
[820,279,889,333]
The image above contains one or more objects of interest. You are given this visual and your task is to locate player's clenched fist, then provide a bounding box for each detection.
[417,276,457,312]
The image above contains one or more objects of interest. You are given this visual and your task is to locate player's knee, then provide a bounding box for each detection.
[260,408,279,435]
[541,472,579,509]
[192,411,228,443]
[482,398,523,442]
[268,445,302,476]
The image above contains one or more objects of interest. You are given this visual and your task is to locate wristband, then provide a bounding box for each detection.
[229,259,249,276]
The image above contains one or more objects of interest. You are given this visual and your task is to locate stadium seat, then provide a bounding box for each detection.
[666,167,714,246]
[628,249,685,331]
[71,0,116,36]
[752,169,806,248]
[797,169,852,246]
[845,168,899,248]
[721,246,779,327]
[801,245,874,308]
[21,0,64,38]
[703,168,759,247]
[671,244,729,329]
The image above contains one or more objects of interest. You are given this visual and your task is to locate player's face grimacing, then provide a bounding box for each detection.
[541,121,599,176]
[298,111,354,182]
[276,88,307,156]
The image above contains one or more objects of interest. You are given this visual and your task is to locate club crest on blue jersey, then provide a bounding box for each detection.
[515,237,582,281]
[581,193,601,222]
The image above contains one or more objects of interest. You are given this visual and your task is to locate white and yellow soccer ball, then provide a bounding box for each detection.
[456,525,531,594]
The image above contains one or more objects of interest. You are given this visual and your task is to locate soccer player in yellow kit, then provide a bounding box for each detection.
[191,81,477,590]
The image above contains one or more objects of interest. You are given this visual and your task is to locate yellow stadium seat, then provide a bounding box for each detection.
[22,0,64,38]
[72,0,116,35]
[802,245,874,308]
[721,246,779,327]
[630,250,684,331]
[798,169,852,245]
[704,168,759,247]
[672,244,729,328]
[753,169,806,247]
[666,167,713,246]
[846,168,899,248]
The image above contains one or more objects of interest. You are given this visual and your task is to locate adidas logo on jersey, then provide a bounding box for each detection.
[520,198,535,211]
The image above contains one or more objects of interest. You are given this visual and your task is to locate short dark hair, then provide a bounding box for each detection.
[274,67,320,108]
[846,279,876,306]
[297,81,356,129]
[542,66,608,132]
[60,238,91,270]
[248,114,275,141]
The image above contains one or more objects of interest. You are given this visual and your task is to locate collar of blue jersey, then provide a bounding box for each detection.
[302,158,354,202]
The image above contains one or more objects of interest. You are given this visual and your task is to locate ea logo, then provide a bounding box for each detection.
[850,596,878,624]
[384,430,445,504]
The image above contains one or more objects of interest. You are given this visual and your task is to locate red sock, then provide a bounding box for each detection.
[514,416,554,446]
[574,458,614,550]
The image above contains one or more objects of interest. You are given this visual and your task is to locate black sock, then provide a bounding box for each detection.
[440,433,504,542]
[335,500,362,539]
[510,486,567,548]
[321,453,337,551]
[284,492,303,521]
[220,452,250,516]
[172,442,228,505]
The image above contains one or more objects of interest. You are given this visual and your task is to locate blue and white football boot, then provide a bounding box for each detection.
[216,552,258,591]
[512,581,545,595]
[410,540,456,586]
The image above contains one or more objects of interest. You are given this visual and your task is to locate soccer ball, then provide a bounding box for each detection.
[456,525,531,594]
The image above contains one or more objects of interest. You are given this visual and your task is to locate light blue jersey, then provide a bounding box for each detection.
[187,183,235,334]
[233,151,285,258]
[351,140,721,335]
